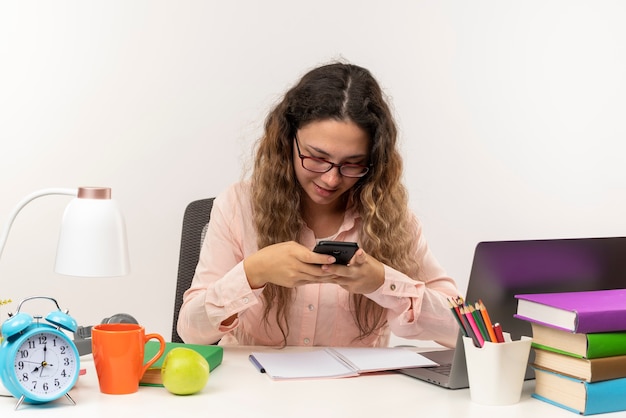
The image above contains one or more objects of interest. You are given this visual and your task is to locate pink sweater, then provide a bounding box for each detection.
[177,181,460,348]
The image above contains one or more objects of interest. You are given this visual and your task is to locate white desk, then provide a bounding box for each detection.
[1,345,624,417]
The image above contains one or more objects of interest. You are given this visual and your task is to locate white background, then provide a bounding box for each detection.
[0,1,624,346]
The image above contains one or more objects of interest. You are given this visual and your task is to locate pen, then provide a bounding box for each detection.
[249,354,266,373]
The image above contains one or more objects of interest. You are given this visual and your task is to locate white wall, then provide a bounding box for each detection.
[1,1,625,346]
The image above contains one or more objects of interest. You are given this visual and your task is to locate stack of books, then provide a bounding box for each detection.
[515,288,626,415]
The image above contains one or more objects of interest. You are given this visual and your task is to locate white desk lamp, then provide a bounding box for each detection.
[0,187,130,349]
[0,187,130,277]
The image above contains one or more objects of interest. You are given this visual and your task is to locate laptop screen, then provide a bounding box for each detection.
[464,237,626,342]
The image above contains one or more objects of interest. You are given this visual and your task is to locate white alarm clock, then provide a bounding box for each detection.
[0,296,80,410]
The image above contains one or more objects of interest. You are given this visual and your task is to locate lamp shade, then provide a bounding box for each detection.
[54,187,130,277]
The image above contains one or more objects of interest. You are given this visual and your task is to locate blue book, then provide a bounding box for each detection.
[533,367,626,415]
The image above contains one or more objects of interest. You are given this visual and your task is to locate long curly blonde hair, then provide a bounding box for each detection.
[250,63,418,344]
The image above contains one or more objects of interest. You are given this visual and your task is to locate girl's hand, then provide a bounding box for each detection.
[319,249,385,294]
[243,241,338,289]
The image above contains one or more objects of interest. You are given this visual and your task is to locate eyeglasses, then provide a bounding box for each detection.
[294,136,371,178]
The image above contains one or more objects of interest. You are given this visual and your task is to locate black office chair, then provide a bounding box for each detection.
[171,197,215,343]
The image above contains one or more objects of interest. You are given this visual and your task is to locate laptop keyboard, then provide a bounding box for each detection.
[429,363,452,376]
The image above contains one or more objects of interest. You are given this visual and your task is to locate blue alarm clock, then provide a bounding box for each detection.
[0,296,80,410]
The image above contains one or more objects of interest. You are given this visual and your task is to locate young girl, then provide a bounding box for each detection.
[177,62,460,348]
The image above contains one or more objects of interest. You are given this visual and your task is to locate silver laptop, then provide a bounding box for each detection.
[398,236,626,389]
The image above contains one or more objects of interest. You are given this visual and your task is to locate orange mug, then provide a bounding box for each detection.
[92,323,166,394]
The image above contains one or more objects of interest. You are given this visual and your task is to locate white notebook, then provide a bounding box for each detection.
[249,347,439,380]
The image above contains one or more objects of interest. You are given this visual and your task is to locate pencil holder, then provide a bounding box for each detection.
[463,332,532,406]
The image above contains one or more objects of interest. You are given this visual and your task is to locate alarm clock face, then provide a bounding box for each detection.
[10,330,79,401]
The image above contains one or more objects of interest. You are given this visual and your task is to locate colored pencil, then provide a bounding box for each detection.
[469,305,490,342]
[477,300,498,343]
[462,306,485,347]
[447,297,506,347]
[447,298,468,337]
[447,298,482,347]
[448,299,469,337]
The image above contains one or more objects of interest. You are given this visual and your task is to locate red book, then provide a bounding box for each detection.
[514,289,626,333]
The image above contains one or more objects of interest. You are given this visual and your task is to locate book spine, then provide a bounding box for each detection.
[586,333,626,358]
[585,377,626,414]
[591,357,626,382]
[577,310,626,334]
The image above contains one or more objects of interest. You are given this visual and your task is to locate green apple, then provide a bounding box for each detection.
[161,347,210,395]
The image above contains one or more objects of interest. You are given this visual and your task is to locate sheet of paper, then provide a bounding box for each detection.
[330,347,439,372]
[250,347,439,380]
[250,350,358,379]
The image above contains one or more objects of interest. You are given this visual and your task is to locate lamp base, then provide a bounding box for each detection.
[73,325,93,356]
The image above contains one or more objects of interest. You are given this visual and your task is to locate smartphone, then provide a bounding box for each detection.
[313,241,359,265]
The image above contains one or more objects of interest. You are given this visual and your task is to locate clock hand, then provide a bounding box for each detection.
[42,348,54,367]
[38,344,48,376]
[33,362,55,375]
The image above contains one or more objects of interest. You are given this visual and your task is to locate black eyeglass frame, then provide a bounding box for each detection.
[294,136,372,178]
